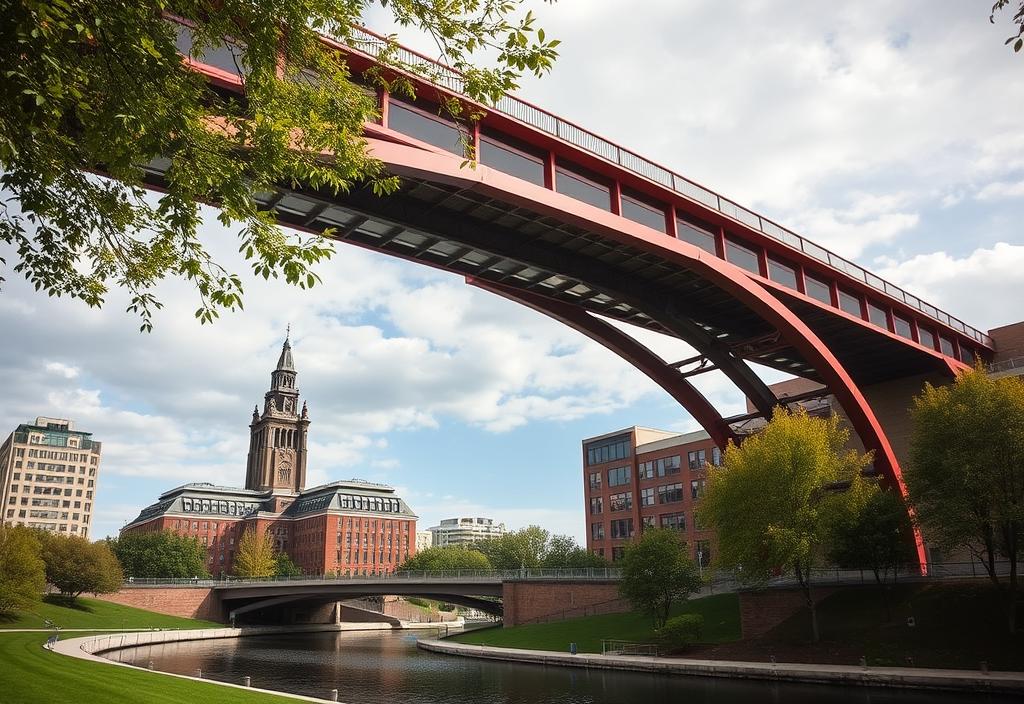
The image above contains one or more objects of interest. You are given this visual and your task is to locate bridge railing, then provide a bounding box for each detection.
[341,26,992,349]
[122,567,624,587]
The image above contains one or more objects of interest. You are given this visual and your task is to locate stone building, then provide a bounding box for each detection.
[121,334,418,576]
[0,417,102,538]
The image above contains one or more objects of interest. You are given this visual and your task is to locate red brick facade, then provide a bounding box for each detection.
[502,580,627,626]
[95,586,223,621]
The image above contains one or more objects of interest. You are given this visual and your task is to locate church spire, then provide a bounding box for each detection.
[276,326,295,372]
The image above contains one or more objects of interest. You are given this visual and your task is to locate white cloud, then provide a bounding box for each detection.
[976,179,1024,201]
[44,362,80,379]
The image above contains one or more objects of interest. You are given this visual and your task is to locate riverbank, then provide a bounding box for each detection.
[418,637,1024,694]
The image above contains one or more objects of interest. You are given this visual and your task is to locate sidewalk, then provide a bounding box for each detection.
[417,638,1024,694]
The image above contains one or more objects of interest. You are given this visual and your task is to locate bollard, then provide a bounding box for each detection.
[859,656,867,670]
[769,655,776,665]
[148,660,154,670]
[330,689,339,702]
[569,642,578,655]
[243,676,251,687]
[980,661,989,674]
[196,669,202,679]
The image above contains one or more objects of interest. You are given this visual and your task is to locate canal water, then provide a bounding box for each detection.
[107,629,1015,704]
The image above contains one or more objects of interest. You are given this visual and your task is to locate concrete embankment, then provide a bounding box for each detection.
[417,638,1024,694]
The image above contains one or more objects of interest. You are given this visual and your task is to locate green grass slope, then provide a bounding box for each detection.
[0,595,221,630]
[451,593,739,653]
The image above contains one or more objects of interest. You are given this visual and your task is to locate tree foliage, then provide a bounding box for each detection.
[274,551,302,577]
[233,527,276,577]
[992,1,1024,53]
[398,545,492,571]
[472,526,604,569]
[0,525,46,615]
[618,528,701,628]
[108,530,208,579]
[698,408,874,641]
[829,487,917,584]
[1,1,559,330]
[906,368,1024,633]
[38,533,123,602]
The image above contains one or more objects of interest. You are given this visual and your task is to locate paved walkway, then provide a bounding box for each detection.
[418,638,1024,694]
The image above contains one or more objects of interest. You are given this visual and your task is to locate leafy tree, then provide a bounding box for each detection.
[991,1,1024,53]
[274,551,302,577]
[0,525,46,615]
[398,545,491,572]
[1,1,558,331]
[474,526,550,569]
[699,408,873,642]
[233,527,276,578]
[39,534,123,602]
[828,487,917,620]
[540,534,609,568]
[108,531,208,579]
[618,528,701,628]
[906,368,1024,634]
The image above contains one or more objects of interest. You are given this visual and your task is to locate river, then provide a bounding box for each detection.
[106,629,1015,704]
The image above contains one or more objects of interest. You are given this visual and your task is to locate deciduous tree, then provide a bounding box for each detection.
[618,528,701,628]
[274,551,302,577]
[906,368,1024,634]
[474,526,550,569]
[0,525,46,615]
[234,527,276,578]
[108,531,208,579]
[398,545,491,572]
[540,534,608,568]
[1,1,558,330]
[699,408,874,642]
[39,534,123,602]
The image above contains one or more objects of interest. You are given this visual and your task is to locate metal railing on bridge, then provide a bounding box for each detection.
[344,27,992,349]
[123,567,624,587]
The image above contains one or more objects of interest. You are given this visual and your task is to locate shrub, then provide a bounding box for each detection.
[655,614,704,652]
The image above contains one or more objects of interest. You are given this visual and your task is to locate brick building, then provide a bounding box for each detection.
[121,335,417,576]
[0,417,102,538]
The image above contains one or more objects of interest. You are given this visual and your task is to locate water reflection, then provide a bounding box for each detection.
[108,630,1015,704]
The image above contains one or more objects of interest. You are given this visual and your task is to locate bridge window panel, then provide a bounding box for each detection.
[555,162,611,211]
[804,275,832,305]
[893,315,914,340]
[918,327,936,350]
[867,301,889,329]
[961,347,976,365]
[767,258,798,290]
[939,336,956,357]
[387,101,464,155]
[838,289,862,317]
[725,237,761,275]
[676,216,717,254]
[479,133,546,186]
[620,191,667,233]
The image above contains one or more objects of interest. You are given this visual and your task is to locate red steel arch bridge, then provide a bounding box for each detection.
[151,20,1003,573]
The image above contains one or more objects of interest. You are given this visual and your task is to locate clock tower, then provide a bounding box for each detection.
[244,331,310,493]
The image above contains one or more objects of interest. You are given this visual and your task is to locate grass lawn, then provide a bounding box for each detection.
[0,595,221,630]
[451,593,739,653]
[0,631,298,704]
[702,581,1024,671]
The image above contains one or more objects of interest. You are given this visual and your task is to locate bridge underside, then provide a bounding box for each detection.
[144,137,962,572]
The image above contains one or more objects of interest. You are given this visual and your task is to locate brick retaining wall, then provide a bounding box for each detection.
[94,587,224,622]
[502,580,627,627]
[738,586,837,638]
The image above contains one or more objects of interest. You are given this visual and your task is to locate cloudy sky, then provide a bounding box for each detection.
[3,1,1022,543]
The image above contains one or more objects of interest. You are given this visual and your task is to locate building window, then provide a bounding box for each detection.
[591,522,605,541]
[767,258,798,289]
[696,540,712,567]
[655,455,681,477]
[690,479,706,500]
[586,434,631,465]
[725,237,760,275]
[658,483,683,504]
[607,466,631,487]
[588,472,602,490]
[611,546,626,561]
[711,446,722,466]
[660,512,686,531]
[589,497,603,515]
[687,449,706,470]
[676,215,717,253]
[638,461,655,480]
[805,275,831,304]
[620,191,667,233]
[609,492,633,512]
[642,515,656,528]
[640,487,655,507]
[610,518,634,540]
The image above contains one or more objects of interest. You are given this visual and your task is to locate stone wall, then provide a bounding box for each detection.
[95,586,224,622]
[501,580,627,627]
